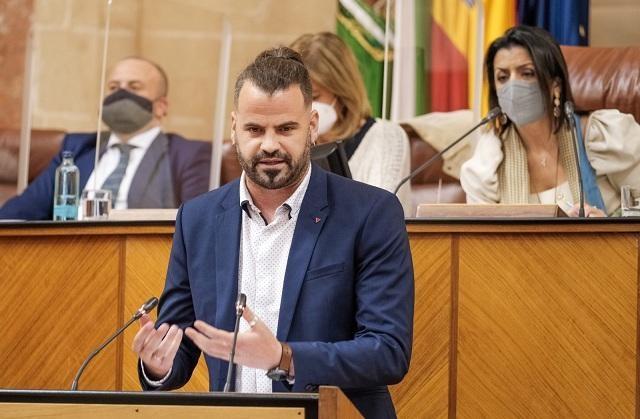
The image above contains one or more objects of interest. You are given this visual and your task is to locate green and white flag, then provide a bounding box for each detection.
[337,0,390,118]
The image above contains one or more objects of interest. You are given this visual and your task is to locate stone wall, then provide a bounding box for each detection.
[0,0,33,129]
[591,0,640,47]
[30,0,337,139]
[3,0,639,140]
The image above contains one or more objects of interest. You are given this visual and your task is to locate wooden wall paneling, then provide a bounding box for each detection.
[391,234,452,419]
[456,233,638,418]
[121,234,209,392]
[0,235,121,390]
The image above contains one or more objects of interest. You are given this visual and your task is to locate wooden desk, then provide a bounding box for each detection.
[1,219,639,418]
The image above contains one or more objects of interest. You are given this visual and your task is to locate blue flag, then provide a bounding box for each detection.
[517,0,589,45]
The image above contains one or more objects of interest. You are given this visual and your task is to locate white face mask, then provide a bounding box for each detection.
[312,100,338,136]
[496,79,546,126]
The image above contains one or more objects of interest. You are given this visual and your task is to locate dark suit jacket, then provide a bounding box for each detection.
[143,165,414,419]
[0,131,211,220]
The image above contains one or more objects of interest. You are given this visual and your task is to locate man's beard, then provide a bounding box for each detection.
[236,133,311,190]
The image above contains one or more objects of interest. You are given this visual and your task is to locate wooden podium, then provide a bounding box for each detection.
[1,219,640,417]
[0,387,362,419]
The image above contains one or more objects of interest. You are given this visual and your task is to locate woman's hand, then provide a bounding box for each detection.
[566,203,607,217]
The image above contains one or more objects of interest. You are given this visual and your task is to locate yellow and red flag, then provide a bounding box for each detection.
[430,0,516,113]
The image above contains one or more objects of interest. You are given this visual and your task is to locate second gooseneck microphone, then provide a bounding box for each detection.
[564,101,586,217]
[223,292,247,392]
[394,107,502,195]
[71,297,159,391]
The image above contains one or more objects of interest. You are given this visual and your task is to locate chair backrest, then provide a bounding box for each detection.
[0,128,65,206]
[561,45,640,123]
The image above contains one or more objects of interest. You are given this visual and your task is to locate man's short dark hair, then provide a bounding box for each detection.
[234,46,312,108]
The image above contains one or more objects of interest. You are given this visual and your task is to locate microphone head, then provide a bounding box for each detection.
[480,107,502,124]
[564,101,575,116]
[142,297,159,314]
[134,297,159,319]
[235,293,247,315]
[486,106,502,121]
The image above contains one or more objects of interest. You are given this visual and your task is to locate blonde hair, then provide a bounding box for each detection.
[290,32,371,141]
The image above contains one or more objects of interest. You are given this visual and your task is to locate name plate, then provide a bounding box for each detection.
[416,204,568,218]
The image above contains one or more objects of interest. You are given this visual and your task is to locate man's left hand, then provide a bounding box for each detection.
[185,305,282,371]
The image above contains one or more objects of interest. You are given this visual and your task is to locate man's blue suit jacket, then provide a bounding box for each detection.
[0,131,211,220]
[144,165,414,419]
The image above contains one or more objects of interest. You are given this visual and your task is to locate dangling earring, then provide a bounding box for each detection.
[553,92,561,119]
[499,113,508,126]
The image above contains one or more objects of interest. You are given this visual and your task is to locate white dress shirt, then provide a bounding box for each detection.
[529,181,574,213]
[83,126,161,209]
[235,164,311,393]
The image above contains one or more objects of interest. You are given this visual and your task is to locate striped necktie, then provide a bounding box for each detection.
[101,143,135,207]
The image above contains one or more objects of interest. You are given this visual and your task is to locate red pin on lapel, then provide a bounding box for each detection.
[313,217,321,224]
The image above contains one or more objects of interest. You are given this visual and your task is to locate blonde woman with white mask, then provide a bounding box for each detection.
[291,32,412,216]
[460,25,640,217]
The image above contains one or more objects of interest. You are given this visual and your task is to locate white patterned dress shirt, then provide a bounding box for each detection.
[235,164,311,392]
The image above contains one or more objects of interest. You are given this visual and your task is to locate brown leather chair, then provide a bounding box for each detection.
[220,141,242,185]
[0,129,65,206]
[561,45,640,123]
[403,124,468,210]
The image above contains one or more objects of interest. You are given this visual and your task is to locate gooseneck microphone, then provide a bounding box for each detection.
[223,293,247,392]
[394,106,502,195]
[564,101,586,217]
[71,297,159,391]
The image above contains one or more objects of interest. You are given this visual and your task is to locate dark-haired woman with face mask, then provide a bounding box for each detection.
[460,25,640,217]
[290,32,412,216]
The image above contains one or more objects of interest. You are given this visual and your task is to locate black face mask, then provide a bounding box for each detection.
[101,89,154,134]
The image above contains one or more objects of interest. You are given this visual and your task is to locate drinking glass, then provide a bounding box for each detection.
[621,185,640,217]
[81,189,112,220]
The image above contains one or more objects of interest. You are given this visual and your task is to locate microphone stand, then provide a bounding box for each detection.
[71,297,158,391]
[223,293,247,392]
[394,107,502,195]
[564,101,586,217]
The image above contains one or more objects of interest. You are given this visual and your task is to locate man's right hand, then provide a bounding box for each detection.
[132,314,183,380]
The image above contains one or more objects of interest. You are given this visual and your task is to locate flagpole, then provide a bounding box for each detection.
[473,0,485,123]
[209,18,232,191]
[381,0,392,120]
[391,0,416,122]
[93,0,113,191]
[17,25,34,194]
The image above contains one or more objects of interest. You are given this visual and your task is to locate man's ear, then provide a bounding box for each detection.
[309,108,319,146]
[154,96,169,119]
[230,111,237,145]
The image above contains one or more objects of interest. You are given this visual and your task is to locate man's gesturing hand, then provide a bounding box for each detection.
[185,305,282,371]
[132,314,183,380]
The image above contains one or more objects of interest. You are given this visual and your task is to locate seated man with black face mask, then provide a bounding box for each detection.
[0,57,212,220]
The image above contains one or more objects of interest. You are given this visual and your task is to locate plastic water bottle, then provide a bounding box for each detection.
[52,151,80,221]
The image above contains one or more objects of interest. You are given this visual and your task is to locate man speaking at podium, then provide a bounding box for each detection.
[133,46,414,419]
